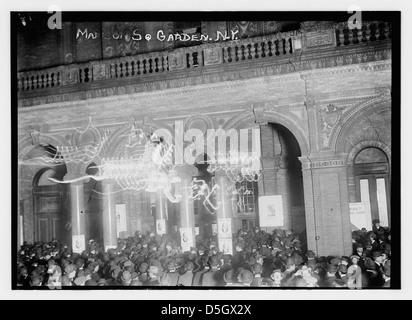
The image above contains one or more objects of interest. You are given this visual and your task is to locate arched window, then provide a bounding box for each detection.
[354,147,390,227]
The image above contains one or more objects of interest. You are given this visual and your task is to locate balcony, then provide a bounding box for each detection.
[17,21,391,101]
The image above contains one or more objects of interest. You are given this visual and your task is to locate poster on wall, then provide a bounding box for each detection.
[72,234,85,254]
[116,204,127,237]
[218,237,233,255]
[349,202,372,230]
[156,219,166,235]
[180,227,194,252]
[218,218,232,238]
[212,223,217,235]
[258,195,284,227]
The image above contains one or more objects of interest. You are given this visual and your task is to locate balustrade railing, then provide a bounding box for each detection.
[108,51,170,79]
[221,33,296,63]
[17,22,391,94]
[18,66,63,92]
[335,21,391,46]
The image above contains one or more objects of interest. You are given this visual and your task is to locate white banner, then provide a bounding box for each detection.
[258,195,284,227]
[195,227,200,236]
[156,219,166,235]
[218,237,233,255]
[218,218,232,238]
[349,202,372,230]
[72,234,85,253]
[180,227,194,252]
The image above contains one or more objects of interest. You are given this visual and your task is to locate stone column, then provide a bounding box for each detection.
[299,155,353,257]
[215,170,234,254]
[102,181,117,252]
[66,177,86,253]
[175,164,198,251]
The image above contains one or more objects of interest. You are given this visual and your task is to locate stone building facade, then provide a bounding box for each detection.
[16,16,392,257]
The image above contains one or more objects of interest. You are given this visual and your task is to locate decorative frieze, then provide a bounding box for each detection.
[299,156,346,170]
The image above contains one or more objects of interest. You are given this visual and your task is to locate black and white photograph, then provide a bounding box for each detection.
[4,0,409,302]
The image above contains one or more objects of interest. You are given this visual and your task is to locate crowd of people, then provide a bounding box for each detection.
[16,219,391,289]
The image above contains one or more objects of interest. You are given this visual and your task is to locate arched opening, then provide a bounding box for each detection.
[353,147,390,229]
[30,144,68,243]
[258,123,306,243]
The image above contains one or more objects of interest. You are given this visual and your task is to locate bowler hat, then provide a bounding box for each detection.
[364,258,376,270]
[350,254,361,262]
[239,270,254,283]
[306,250,316,259]
[372,251,382,258]
[329,257,341,266]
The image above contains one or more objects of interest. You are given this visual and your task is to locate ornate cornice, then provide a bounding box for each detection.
[18,46,392,109]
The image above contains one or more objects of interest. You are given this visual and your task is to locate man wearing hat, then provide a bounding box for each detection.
[334,264,349,288]
[202,255,224,287]
[120,270,132,286]
[220,254,233,275]
[177,261,195,287]
[160,260,180,286]
[232,242,247,269]
[192,257,210,286]
[237,269,254,286]
[279,257,298,287]
[372,219,387,237]
[318,262,338,288]
[363,254,384,288]
[146,266,161,286]
[64,264,77,281]
[250,262,265,287]
[30,274,43,287]
[223,269,243,287]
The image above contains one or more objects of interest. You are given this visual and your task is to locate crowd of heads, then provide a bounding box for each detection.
[17,219,391,289]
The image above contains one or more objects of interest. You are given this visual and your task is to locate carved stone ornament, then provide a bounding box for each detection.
[252,105,267,125]
[29,130,40,145]
[321,104,343,148]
